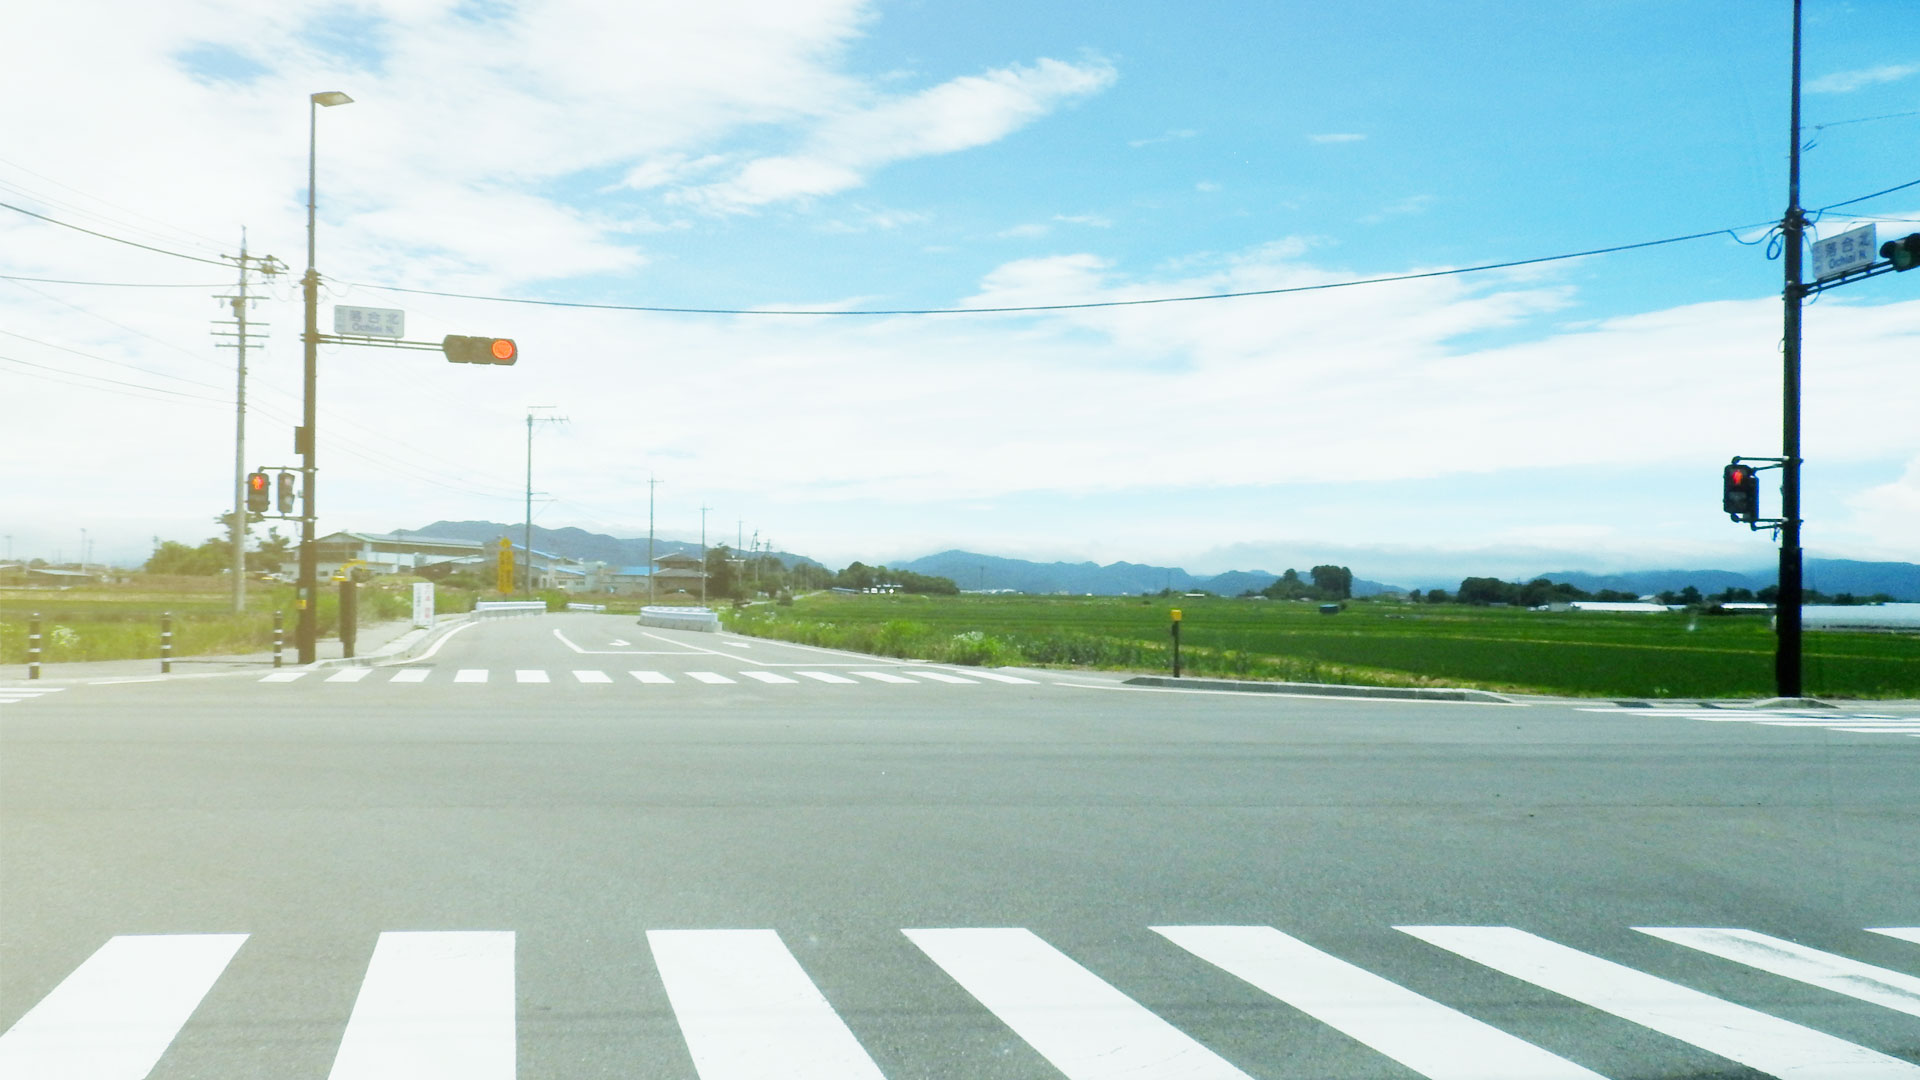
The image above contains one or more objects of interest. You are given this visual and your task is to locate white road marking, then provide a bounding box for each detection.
[1156,925,1604,1080]
[390,668,431,683]
[402,618,478,663]
[0,933,247,1080]
[1637,927,1920,1018]
[454,669,488,683]
[850,670,917,684]
[260,670,307,682]
[1399,925,1920,1079]
[552,628,702,655]
[905,927,1253,1080]
[687,671,736,684]
[326,667,372,683]
[515,670,549,684]
[906,670,977,684]
[572,670,613,683]
[739,670,798,684]
[1870,928,1920,946]
[609,639,629,646]
[630,671,674,684]
[795,671,857,684]
[958,670,1040,684]
[327,931,515,1080]
[724,641,752,648]
[649,929,887,1080]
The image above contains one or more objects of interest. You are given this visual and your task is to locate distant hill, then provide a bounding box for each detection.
[1537,559,1920,601]
[407,521,821,570]
[890,550,1403,597]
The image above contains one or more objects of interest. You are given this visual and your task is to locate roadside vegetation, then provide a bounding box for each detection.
[721,592,1920,699]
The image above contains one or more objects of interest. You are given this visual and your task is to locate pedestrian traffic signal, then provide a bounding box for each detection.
[276,471,297,514]
[1723,462,1759,522]
[1882,233,1920,272]
[246,472,270,514]
[442,335,518,364]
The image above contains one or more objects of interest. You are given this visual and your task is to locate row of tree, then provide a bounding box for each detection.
[143,513,291,575]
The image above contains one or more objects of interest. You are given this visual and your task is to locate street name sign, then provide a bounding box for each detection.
[1810,224,1877,281]
[332,305,406,338]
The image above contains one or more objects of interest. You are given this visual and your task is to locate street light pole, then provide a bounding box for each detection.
[297,90,352,664]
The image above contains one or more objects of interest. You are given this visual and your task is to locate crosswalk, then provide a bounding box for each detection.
[0,685,64,708]
[1579,704,1920,738]
[4,923,1916,1079]
[258,666,1041,687]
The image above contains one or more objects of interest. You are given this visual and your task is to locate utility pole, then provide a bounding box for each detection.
[296,90,354,664]
[648,475,661,605]
[1776,0,1806,699]
[700,504,712,607]
[214,232,282,613]
[522,406,565,594]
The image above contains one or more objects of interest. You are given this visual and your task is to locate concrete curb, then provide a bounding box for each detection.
[310,614,474,668]
[1122,675,1513,703]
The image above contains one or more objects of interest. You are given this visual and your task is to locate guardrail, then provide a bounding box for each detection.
[638,606,720,632]
[565,603,607,612]
[473,601,548,619]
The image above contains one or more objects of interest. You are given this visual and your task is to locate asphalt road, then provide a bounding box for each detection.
[3,612,1917,1079]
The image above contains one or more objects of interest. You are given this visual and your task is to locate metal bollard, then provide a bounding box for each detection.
[28,614,40,680]
[1170,608,1183,678]
[273,610,284,668]
[161,612,173,674]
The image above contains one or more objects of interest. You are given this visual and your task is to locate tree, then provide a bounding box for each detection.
[704,545,742,599]
[1425,588,1450,604]
[1407,589,1423,602]
[1309,565,1353,601]
[1456,577,1515,606]
[1261,568,1311,601]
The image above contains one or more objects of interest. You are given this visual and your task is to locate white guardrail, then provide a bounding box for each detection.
[565,603,607,612]
[638,606,720,633]
[472,601,549,618]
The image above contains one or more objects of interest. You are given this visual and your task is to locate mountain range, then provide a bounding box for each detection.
[403,522,1919,601]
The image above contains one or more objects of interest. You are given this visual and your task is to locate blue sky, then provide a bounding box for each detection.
[2,0,1916,583]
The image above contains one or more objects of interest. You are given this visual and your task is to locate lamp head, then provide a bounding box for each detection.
[311,91,354,107]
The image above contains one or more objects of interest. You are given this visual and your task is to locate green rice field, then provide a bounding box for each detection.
[723,592,1920,699]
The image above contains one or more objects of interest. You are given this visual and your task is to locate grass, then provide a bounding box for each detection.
[0,577,466,664]
[721,592,1920,699]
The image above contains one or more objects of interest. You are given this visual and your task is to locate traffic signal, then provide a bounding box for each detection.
[1722,462,1760,522]
[276,471,297,515]
[442,335,518,365]
[1882,233,1920,272]
[246,471,270,514]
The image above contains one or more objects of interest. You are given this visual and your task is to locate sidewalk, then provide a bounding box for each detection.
[2,615,468,686]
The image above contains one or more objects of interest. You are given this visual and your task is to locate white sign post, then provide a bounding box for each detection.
[412,582,435,629]
[1810,224,1877,281]
[332,305,406,338]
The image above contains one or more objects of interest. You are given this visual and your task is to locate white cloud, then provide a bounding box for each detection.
[1360,194,1434,223]
[680,56,1117,212]
[1807,64,1918,93]
[1054,214,1112,228]
[1194,181,1221,192]
[1309,133,1366,144]
[997,223,1051,238]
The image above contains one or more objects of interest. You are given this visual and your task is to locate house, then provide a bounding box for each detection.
[650,550,708,594]
[300,531,486,579]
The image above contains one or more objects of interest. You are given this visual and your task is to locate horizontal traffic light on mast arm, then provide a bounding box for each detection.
[1882,233,1920,272]
[442,335,518,364]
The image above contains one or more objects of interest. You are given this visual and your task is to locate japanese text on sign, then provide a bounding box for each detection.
[332,305,406,338]
[1810,224,1877,281]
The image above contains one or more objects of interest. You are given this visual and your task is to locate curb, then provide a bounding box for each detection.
[1122,675,1513,703]
[309,614,474,668]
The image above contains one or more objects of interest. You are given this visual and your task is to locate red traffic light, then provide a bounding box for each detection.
[442,335,518,365]
[1722,462,1759,523]
[246,471,270,513]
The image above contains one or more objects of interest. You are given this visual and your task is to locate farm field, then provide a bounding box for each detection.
[723,592,1920,699]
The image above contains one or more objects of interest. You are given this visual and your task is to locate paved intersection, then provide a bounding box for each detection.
[3,613,1916,1078]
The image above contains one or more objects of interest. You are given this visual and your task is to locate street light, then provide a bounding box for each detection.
[296,89,352,664]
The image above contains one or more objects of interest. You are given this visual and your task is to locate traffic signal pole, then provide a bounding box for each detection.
[1776,0,1805,698]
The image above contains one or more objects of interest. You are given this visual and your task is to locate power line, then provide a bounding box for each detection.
[0,328,232,392]
[0,200,233,267]
[349,223,1780,317]
[1815,177,1920,213]
[0,353,231,405]
[0,274,226,288]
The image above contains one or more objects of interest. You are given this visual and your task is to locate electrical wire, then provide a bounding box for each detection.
[1815,178,1920,213]
[0,274,226,287]
[0,353,231,405]
[0,200,234,267]
[0,329,233,392]
[0,158,233,255]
